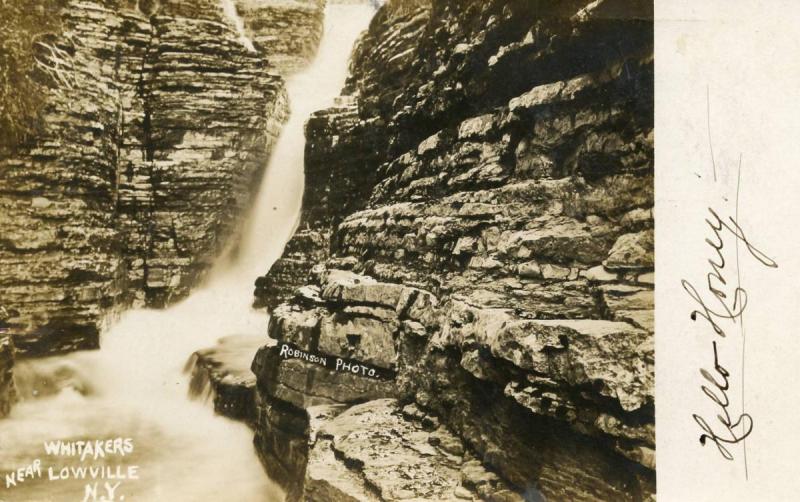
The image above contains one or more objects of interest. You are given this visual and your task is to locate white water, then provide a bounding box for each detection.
[222,0,257,53]
[0,4,375,501]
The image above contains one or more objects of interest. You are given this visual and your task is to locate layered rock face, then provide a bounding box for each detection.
[0,0,334,355]
[236,0,326,74]
[254,0,654,500]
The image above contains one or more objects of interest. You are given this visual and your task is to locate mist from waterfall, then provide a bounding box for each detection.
[0,3,375,501]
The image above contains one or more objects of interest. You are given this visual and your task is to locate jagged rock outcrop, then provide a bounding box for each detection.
[0,0,334,356]
[257,267,653,500]
[187,334,267,424]
[254,0,654,500]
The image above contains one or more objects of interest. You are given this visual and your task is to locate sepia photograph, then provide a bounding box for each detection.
[0,0,656,500]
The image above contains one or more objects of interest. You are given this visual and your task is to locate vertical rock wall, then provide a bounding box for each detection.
[1,0,135,355]
[253,0,654,500]
[116,4,289,308]
[0,0,332,356]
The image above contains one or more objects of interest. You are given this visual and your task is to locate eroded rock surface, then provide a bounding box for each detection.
[253,0,654,500]
[305,399,521,502]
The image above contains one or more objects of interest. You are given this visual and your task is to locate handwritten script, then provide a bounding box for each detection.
[682,90,778,471]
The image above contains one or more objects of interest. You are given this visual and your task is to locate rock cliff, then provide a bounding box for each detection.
[254,0,654,500]
[0,0,329,356]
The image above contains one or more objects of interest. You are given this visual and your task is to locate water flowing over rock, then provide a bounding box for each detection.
[253,0,654,500]
[187,334,266,424]
[0,0,335,356]
[235,0,327,74]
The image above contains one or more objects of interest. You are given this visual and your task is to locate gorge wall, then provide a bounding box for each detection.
[253,0,655,500]
[0,0,327,356]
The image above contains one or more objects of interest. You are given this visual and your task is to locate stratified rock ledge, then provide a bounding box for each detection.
[252,0,655,500]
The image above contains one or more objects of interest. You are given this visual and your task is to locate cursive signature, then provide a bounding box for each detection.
[683,203,778,464]
[691,340,752,461]
[682,89,781,472]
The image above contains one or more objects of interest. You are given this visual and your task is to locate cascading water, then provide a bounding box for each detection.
[0,3,375,501]
[221,0,256,53]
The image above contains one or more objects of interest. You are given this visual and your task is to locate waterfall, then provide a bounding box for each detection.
[221,0,256,53]
[0,4,375,501]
